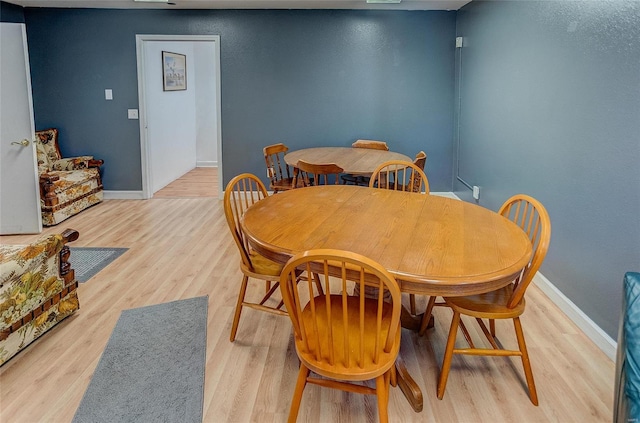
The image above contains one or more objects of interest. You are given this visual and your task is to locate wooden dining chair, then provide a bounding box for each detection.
[280,249,402,423]
[223,173,292,341]
[436,194,551,405]
[369,159,429,315]
[413,150,427,173]
[341,139,389,186]
[293,159,344,186]
[264,143,301,193]
[368,160,430,194]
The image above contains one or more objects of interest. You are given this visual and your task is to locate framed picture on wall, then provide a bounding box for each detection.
[162,51,186,91]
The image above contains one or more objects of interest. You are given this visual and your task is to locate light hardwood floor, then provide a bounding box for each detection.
[153,167,218,198]
[0,176,614,422]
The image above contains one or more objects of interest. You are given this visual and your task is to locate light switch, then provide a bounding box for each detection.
[128,109,139,119]
[105,89,113,100]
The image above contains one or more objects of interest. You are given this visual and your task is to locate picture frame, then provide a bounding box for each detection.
[162,51,186,91]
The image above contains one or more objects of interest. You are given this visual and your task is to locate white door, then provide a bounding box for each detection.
[0,23,42,234]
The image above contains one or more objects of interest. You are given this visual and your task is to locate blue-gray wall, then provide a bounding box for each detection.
[16,0,637,340]
[454,1,640,337]
[0,1,24,22]
[22,9,456,191]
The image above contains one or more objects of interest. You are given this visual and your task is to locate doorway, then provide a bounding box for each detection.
[153,167,218,198]
[135,35,222,199]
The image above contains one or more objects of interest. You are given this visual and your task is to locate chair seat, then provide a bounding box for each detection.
[270,177,294,191]
[47,168,100,192]
[270,176,308,191]
[249,250,283,277]
[445,283,526,319]
[297,295,400,381]
[44,168,101,204]
[341,174,370,186]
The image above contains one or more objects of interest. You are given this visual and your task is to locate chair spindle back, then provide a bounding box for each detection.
[499,194,551,308]
[280,249,401,370]
[223,173,269,271]
[263,143,293,192]
[294,159,344,186]
[352,139,389,151]
[369,160,430,194]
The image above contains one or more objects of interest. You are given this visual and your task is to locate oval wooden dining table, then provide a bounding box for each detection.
[284,147,411,176]
[241,185,532,413]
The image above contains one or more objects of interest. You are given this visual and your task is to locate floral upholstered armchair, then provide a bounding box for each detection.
[35,128,104,226]
[0,229,80,366]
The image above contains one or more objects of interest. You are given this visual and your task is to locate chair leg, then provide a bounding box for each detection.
[437,311,461,400]
[288,364,310,423]
[419,296,437,336]
[390,361,397,387]
[514,317,539,405]
[266,280,271,294]
[230,275,249,342]
[489,319,496,337]
[375,372,390,423]
[409,294,416,315]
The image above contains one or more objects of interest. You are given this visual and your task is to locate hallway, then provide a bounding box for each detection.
[153,167,217,198]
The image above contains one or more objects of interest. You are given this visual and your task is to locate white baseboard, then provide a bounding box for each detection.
[439,190,614,359]
[196,161,218,167]
[533,272,616,360]
[432,191,461,200]
[439,190,615,359]
[103,190,145,200]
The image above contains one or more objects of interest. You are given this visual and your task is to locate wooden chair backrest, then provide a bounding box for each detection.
[413,151,427,170]
[223,173,269,272]
[294,159,344,186]
[280,249,401,370]
[263,143,292,187]
[499,194,551,308]
[369,160,430,194]
[352,139,389,151]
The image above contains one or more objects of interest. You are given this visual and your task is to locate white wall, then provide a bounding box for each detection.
[194,42,218,167]
[145,41,197,193]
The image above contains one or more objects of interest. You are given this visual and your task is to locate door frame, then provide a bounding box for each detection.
[135,34,222,199]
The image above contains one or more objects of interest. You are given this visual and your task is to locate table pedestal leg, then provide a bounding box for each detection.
[394,306,434,412]
[395,356,423,412]
[400,307,434,331]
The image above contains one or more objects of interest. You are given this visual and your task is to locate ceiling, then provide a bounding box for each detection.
[6,0,470,11]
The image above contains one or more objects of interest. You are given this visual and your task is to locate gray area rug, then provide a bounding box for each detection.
[69,247,128,283]
[72,296,208,423]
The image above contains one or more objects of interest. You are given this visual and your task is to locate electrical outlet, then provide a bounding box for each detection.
[472,185,480,200]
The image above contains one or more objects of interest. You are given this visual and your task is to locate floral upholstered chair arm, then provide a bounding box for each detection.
[0,229,79,336]
[0,229,80,364]
[51,156,104,171]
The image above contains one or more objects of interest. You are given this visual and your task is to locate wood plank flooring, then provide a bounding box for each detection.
[0,180,614,422]
[153,167,218,198]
